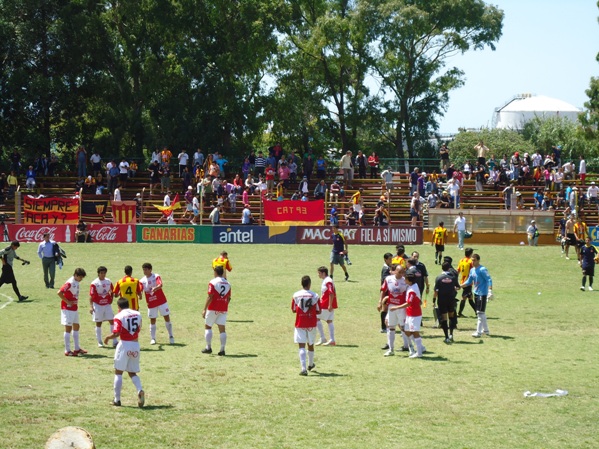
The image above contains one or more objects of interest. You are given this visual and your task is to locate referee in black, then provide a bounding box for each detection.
[433,261,460,343]
[0,241,29,301]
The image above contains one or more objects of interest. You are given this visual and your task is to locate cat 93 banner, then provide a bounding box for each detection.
[263,200,325,226]
[23,196,79,224]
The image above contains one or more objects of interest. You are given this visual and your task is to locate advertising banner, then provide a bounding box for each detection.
[296,226,423,245]
[7,224,136,243]
[136,224,211,243]
[212,226,296,244]
[263,200,325,226]
[23,196,79,224]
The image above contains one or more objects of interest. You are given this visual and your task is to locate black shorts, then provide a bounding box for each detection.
[0,264,16,284]
[437,297,457,315]
[474,294,487,313]
[582,265,595,276]
[462,285,473,299]
[435,244,445,252]
[566,233,576,244]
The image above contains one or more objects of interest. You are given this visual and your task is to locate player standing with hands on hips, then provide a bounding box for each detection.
[460,254,493,338]
[104,297,145,408]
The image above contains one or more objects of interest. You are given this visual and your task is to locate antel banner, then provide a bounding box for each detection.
[7,224,136,243]
[296,226,423,245]
[212,226,296,244]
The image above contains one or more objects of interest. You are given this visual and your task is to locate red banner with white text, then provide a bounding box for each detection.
[263,200,325,226]
[23,196,79,224]
[7,224,136,243]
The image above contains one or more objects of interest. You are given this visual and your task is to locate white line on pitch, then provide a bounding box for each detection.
[0,293,15,310]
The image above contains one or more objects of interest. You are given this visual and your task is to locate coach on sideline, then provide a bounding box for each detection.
[38,232,57,289]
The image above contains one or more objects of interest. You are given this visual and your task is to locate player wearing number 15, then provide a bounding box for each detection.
[104,297,145,408]
[202,265,231,356]
[140,263,174,345]
[113,265,142,311]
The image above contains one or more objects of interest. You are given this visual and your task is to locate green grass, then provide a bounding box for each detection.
[1,242,598,448]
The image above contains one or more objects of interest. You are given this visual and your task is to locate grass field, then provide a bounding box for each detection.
[0,242,598,449]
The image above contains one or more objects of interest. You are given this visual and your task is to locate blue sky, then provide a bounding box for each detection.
[438,0,599,133]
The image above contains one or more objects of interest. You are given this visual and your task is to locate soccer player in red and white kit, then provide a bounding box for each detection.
[202,265,231,356]
[58,268,87,356]
[396,272,426,358]
[89,266,116,348]
[315,266,337,346]
[292,275,321,376]
[140,262,174,345]
[379,265,408,357]
[104,297,145,407]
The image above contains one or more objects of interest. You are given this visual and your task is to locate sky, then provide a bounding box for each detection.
[437,0,599,134]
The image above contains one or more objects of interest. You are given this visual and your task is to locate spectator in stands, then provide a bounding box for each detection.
[276,181,284,201]
[241,204,253,224]
[533,189,543,210]
[554,167,564,192]
[542,190,553,210]
[316,155,327,180]
[427,191,439,209]
[135,193,142,218]
[409,167,419,195]
[445,163,456,182]
[299,176,310,197]
[417,172,426,198]
[254,151,266,177]
[209,204,221,225]
[244,174,255,194]
[247,150,256,173]
[242,158,251,180]
[129,160,138,179]
[463,160,472,180]
[182,186,194,220]
[330,179,341,203]
[7,170,18,197]
[193,149,204,168]
[182,167,193,192]
[579,155,587,185]
[374,201,390,226]
[253,175,267,198]
[301,193,309,201]
[25,166,36,190]
[90,150,102,177]
[439,143,449,172]
[381,167,394,195]
[502,181,517,210]
[107,159,119,193]
[368,151,379,179]
[288,158,298,185]
[113,185,122,202]
[148,160,160,195]
[303,154,314,182]
[291,190,301,201]
[475,162,486,193]
[178,149,189,177]
[118,158,129,188]
[83,175,96,194]
[161,147,173,166]
[439,191,451,208]
[76,146,87,178]
[40,154,49,176]
[151,148,160,164]
[447,177,460,209]
[510,152,522,183]
[228,187,238,212]
[266,153,277,174]
[355,150,367,179]
[330,205,339,226]
[563,160,574,180]
[278,162,290,190]
[340,151,353,188]
[474,140,489,166]
[410,191,421,226]
[314,180,326,200]
[160,164,171,194]
[49,154,59,176]
[265,164,276,194]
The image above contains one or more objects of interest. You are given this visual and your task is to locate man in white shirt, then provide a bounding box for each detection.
[193,149,204,167]
[453,212,467,250]
[90,151,102,177]
[579,156,587,185]
[178,150,189,177]
[118,158,129,188]
[340,151,354,188]
[241,204,253,224]
[587,182,599,205]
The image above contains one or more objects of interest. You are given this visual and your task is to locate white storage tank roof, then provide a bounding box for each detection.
[494,94,580,129]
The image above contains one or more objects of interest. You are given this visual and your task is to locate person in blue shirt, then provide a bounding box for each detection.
[533,189,544,210]
[460,253,493,338]
[580,237,598,291]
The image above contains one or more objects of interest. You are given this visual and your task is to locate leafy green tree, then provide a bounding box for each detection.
[358,0,504,160]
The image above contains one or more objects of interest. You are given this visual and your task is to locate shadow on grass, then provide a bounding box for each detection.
[321,344,359,348]
[132,405,175,411]
[488,335,514,340]
[452,340,484,345]
[221,353,258,358]
[228,320,254,323]
[79,354,110,359]
[310,371,345,377]
[419,355,449,362]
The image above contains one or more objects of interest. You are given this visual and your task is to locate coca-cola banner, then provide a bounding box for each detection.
[7,224,136,243]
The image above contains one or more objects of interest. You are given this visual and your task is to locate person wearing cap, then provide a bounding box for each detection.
[241,204,253,225]
[526,220,539,246]
[182,186,195,219]
[134,193,142,218]
[38,232,57,288]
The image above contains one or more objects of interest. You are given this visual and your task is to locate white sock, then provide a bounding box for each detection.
[401,332,410,349]
[95,327,102,344]
[327,322,335,342]
[219,332,227,351]
[409,335,416,351]
[114,374,123,401]
[480,313,489,333]
[476,312,483,333]
[317,321,325,340]
[131,375,142,392]
[415,337,424,355]
[299,348,307,370]
[165,321,173,337]
[205,329,212,349]
[64,332,71,352]
[73,331,80,351]
[308,350,314,366]
[150,324,156,340]
[387,329,395,351]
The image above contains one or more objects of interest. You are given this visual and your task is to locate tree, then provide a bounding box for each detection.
[358,0,504,161]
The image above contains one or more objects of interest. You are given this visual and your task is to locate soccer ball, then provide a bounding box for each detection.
[520,241,525,245]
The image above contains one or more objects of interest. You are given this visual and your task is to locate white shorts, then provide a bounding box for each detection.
[148,302,170,319]
[294,327,317,345]
[353,204,362,213]
[205,310,227,327]
[319,309,335,321]
[386,308,406,328]
[114,340,141,373]
[92,304,114,322]
[61,310,80,326]
[404,316,422,332]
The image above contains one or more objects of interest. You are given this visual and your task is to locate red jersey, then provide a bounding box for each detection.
[140,273,168,309]
[406,284,422,317]
[381,275,407,305]
[207,277,231,312]
[291,289,320,328]
[60,276,81,311]
[90,277,114,306]
[319,276,338,309]
[113,309,142,341]
[265,167,275,181]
